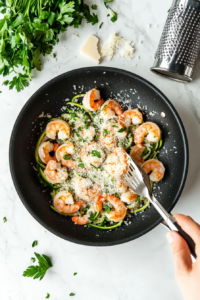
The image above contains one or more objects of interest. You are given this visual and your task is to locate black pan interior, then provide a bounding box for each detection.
[9,67,188,246]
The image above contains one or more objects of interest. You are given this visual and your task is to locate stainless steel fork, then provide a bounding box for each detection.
[123,154,197,259]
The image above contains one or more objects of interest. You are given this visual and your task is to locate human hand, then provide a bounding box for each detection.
[166,214,200,300]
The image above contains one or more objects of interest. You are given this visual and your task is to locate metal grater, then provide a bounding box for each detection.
[151,0,200,82]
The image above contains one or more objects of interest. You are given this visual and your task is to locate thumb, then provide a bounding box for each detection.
[166,231,192,273]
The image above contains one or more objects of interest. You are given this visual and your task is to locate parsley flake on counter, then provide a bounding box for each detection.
[91,4,97,10]
[32,240,37,247]
[46,293,50,298]
[3,217,7,223]
[99,22,103,29]
[70,293,75,296]
[53,53,56,58]
[23,253,52,280]
[73,272,77,276]
[31,257,36,263]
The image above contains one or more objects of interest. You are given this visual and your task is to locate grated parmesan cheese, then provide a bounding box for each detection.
[102,33,135,61]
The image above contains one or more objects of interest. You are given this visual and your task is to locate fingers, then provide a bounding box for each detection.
[173,214,200,255]
[166,231,192,274]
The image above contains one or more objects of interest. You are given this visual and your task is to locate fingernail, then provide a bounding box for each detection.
[166,232,174,244]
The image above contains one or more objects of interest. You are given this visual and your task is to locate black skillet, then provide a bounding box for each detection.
[9,67,188,246]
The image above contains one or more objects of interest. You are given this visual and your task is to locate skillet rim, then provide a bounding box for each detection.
[9,66,189,246]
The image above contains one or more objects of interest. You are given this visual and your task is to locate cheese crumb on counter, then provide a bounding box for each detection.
[102,33,135,61]
[80,35,101,64]
[119,42,135,59]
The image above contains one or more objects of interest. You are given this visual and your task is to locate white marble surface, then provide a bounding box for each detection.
[1,0,200,299]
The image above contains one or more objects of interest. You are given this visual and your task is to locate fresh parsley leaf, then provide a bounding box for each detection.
[31,257,36,263]
[110,8,118,22]
[73,272,77,276]
[70,293,75,296]
[112,125,118,128]
[9,74,29,92]
[99,22,103,29]
[3,217,7,223]
[46,293,50,298]
[103,129,109,137]
[83,4,98,25]
[91,150,101,158]
[90,163,98,169]
[91,4,97,10]
[23,253,52,280]
[105,205,110,214]
[63,154,70,160]
[78,163,85,168]
[118,128,125,133]
[32,240,37,247]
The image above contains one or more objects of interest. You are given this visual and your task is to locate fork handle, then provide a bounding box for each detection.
[150,195,197,260]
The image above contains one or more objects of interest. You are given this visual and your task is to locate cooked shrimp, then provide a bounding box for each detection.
[104,147,128,178]
[95,194,127,222]
[142,159,165,182]
[72,206,96,225]
[46,119,70,140]
[72,215,89,225]
[74,122,96,141]
[100,122,127,150]
[54,191,82,214]
[83,88,104,111]
[120,109,143,127]
[134,122,161,146]
[56,142,77,169]
[116,179,128,194]
[38,141,58,164]
[80,142,106,168]
[130,145,145,165]
[44,160,68,184]
[121,189,138,204]
[100,100,123,121]
[75,178,100,201]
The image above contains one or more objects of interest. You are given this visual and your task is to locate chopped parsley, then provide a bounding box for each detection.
[112,125,118,128]
[78,163,85,168]
[70,293,75,296]
[102,105,107,111]
[53,53,56,58]
[32,240,37,248]
[31,257,36,263]
[46,293,50,298]
[105,205,110,214]
[103,129,109,137]
[91,150,101,158]
[118,128,126,133]
[137,196,141,203]
[73,272,77,276]
[3,217,7,223]
[63,154,70,160]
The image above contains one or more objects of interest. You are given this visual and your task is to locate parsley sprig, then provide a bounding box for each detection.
[0,0,98,92]
[23,252,52,280]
